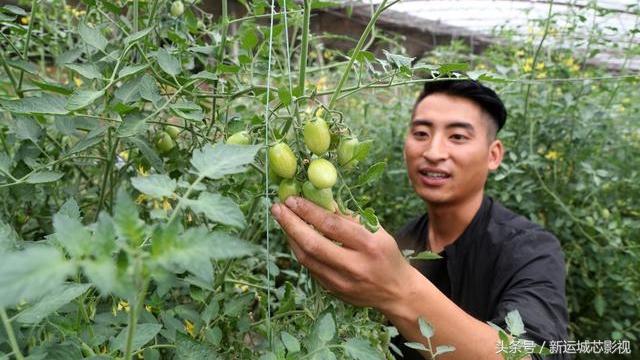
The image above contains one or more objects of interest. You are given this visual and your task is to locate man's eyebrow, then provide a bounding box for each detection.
[412,119,476,133]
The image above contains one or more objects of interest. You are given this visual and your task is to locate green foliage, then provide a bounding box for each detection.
[0,0,636,358]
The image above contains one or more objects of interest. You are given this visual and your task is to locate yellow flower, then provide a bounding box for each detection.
[522,58,534,73]
[20,16,29,25]
[73,77,83,87]
[316,76,328,91]
[545,150,559,161]
[117,300,130,312]
[234,284,249,293]
[162,198,172,211]
[135,194,147,204]
[136,165,148,176]
[515,50,525,58]
[119,150,129,161]
[184,320,196,338]
[476,63,487,70]
[536,62,545,71]
[145,305,153,313]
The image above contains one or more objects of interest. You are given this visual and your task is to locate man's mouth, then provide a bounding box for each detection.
[418,169,451,178]
[418,168,451,186]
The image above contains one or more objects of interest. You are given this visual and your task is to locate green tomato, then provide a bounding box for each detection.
[166,125,181,139]
[268,143,297,179]
[303,117,331,156]
[302,181,336,212]
[170,0,184,17]
[268,165,282,185]
[337,136,359,166]
[307,158,337,189]
[227,131,251,145]
[278,179,300,202]
[156,131,175,153]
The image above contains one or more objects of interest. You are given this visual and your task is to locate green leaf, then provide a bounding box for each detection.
[505,309,525,337]
[114,76,143,103]
[113,188,146,247]
[0,246,74,307]
[418,317,434,338]
[156,48,181,76]
[0,219,19,253]
[409,251,443,261]
[116,113,147,137]
[112,323,162,352]
[58,198,81,220]
[132,175,176,199]
[352,140,373,163]
[190,71,217,82]
[6,60,38,75]
[191,143,260,179]
[66,89,105,111]
[65,63,103,80]
[13,115,41,142]
[241,29,259,50]
[82,258,118,295]
[78,23,108,51]
[66,126,107,155]
[316,313,335,342]
[53,213,91,258]
[356,162,386,186]
[0,12,16,21]
[124,27,153,44]
[594,294,606,317]
[170,100,204,121]
[126,137,164,172]
[0,94,69,115]
[16,283,91,324]
[208,232,257,260]
[184,192,245,228]
[26,171,64,184]
[281,331,300,354]
[153,226,212,282]
[344,338,383,360]
[31,79,74,95]
[2,4,27,16]
[383,50,414,69]
[359,207,379,232]
[438,63,469,74]
[404,342,427,351]
[278,87,292,106]
[118,64,149,79]
[435,345,456,356]
[139,74,162,104]
[175,333,217,360]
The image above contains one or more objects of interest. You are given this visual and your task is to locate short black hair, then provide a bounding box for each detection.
[413,79,507,134]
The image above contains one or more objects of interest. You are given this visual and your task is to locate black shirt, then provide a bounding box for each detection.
[391,196,570,359]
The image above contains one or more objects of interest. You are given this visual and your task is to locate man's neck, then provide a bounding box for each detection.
[426,192,485,253]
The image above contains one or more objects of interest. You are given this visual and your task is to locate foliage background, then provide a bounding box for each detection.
[0,0,638,359]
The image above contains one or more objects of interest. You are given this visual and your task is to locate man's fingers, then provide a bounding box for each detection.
[271,203,354,273]
[283,197,368,251]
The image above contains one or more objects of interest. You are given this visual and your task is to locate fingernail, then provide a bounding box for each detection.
[271,204,281,218]
[285,196,297,209]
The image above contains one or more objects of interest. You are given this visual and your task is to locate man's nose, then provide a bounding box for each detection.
[422,135,448,162]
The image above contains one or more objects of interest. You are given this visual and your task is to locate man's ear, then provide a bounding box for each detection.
[488,139,504,171]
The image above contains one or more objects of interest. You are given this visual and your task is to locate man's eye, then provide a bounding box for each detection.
[450,134,468,141]
[413,131,428,138]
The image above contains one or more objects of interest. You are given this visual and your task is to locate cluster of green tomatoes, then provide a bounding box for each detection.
[226,113,360,212]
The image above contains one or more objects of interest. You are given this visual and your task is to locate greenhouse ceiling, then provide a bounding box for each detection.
[325,0,640,70]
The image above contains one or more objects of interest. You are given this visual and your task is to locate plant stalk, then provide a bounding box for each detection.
[297,0,312,94]
[1,308,25,360]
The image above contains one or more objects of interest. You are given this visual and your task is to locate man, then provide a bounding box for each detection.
[270,80,569,359]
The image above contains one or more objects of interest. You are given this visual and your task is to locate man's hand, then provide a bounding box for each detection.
[270,196,416,313]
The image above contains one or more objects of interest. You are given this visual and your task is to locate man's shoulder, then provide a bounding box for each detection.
[485,198,562,254]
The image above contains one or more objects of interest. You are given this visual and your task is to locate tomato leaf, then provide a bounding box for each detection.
[344,338,383,360]
[66,89,105,111]
[0,94,69,115]
[505,309,526,337]
[418,317,434,338]
[184,192,245,228]
[131,174,176,199]
[356,162,386,186]
[78,22,108,51]
[112,323,162,352]
[156,48,181,76]
[16,283,91,324]
[191,143,260,180]
[26,171,64,184]
[0,246,75,308]
[65,63,103,80]
[281,331,300,354]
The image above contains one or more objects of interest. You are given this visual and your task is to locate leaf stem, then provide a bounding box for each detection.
[327,0,390,109]
[0,308,25,360]
[297,0,312,94]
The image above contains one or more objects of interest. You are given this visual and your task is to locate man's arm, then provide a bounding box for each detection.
[271,197,508,360]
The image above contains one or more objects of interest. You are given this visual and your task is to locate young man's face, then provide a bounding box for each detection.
[404,93,504,206]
